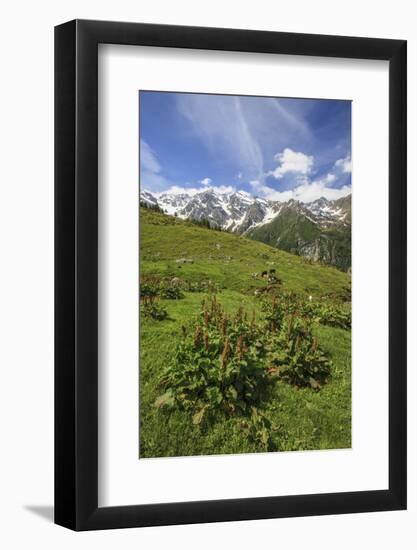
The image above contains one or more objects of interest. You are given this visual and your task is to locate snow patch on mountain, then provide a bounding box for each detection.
[140,188,351,233]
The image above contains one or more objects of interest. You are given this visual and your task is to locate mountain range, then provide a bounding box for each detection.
[140,189,351,272]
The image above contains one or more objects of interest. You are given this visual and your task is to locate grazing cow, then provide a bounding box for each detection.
[261,270,268,278]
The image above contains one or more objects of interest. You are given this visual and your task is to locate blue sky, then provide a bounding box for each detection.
[139,91,351,202]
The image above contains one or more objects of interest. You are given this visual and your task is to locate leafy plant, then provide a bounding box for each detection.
[239,407,276,451]
[140,277,160,305]
[267,317,332,390]
[159,284,184,300]
[186,280,221,293]
[261,296,332,389]
[142,302,168,321]
[261,291,351,331]
[314,303,351,330]
[140,276,185,301]
[139,206,351,458]
[156,297,270,424]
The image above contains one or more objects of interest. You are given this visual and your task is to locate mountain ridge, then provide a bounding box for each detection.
[140,188,351,271]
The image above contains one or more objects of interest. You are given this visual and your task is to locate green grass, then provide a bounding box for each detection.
[248,205,351,272]
[140,208,350,297]
[139,207,351,457]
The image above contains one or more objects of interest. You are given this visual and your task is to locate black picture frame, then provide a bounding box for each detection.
[55,19,407,531]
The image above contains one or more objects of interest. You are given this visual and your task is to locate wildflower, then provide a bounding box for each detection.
[193,324,202,347]
[236,335,245,361]
[221,314,228,336]
[221,338,230,369]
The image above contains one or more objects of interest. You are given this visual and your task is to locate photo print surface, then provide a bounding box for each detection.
[139,91,352,459]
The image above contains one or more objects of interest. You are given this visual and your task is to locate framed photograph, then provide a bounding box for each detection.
[55,19,406,530]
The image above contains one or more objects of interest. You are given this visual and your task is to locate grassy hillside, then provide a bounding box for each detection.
[140,207,351,458]
[141,207,350,296]
[249,206,321,249]
[248,206,351,272]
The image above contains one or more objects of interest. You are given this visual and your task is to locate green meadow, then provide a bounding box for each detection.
[139,207,351,458]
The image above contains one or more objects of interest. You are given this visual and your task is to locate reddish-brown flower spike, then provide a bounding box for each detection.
[236,334,244,361]
[193,324,202,347]
[221,337,230,369]
[221,314,228,336]
[221,338,230,369]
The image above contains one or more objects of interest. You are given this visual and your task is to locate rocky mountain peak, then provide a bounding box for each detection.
[140,187,351,271]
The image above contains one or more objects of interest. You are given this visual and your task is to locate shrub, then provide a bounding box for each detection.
[261,296,333,389]
[186,280,221,293]
[261,292,313,324]
[140,277,160,305]
[261,291,351,331]
[266,315,332,390]
[314,303,351,330]
[142,302,168,321]
[159,284,184,300]
[140,276,185,302]
[154,294,334,452]
[238,407,275,451]
[156,297,270,424]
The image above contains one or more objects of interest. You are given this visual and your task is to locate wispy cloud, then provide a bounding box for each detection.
[141,139,160,173]
[140,92,351,200]
[270,99,311,137]
[233,97,264,180]
[176,94,264,181]
[140,139,171,192]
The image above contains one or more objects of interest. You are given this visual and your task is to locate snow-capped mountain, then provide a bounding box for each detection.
[140,188,350,233]
[140,188,351,271]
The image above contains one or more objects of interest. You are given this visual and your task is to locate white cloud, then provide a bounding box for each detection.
[250,179,280,198]
[251,172,350,203]
[256,149,350,202]
[292,181,351,202]
[271,148,314,179]
[335,156,352,173]
[199,177,212,186]
[263,180,351,203]
[322,173,336,184]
